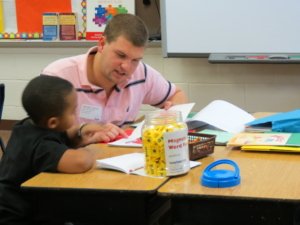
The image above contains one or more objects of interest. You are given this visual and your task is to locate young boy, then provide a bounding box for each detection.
[0,76,99,225]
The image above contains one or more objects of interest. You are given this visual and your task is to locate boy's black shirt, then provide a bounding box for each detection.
[0,117,70,225]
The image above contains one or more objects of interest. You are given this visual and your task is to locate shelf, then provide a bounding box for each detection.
[0,40,97,48]
[0,40,161,48]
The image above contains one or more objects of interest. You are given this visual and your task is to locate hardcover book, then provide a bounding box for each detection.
[59,12,77,40]
[86,0,135,40]
[42,13,59,41]
[227,132,292,147]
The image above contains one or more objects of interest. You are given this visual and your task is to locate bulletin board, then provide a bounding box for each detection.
[0,0,86,39]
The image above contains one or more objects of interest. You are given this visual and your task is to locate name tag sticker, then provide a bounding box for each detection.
[79,104,102,121]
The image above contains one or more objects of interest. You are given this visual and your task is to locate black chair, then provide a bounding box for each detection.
[0,84,5,153]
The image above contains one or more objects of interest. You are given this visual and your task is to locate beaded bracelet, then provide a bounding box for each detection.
[77,123,88,137]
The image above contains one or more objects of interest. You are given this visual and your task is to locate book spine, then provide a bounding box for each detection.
[42,13,59,41]
[58,12,77,41]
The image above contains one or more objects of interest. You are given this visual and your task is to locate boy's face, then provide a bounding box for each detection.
[55,89,77,132]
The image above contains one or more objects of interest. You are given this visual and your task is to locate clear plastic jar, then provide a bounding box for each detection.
[142,110,190,177]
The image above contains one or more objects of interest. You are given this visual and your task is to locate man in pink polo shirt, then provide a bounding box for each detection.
[42,14,187,130]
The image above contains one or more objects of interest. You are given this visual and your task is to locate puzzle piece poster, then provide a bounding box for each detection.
[86,0,135,40]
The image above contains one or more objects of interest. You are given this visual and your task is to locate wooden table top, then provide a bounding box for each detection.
[158,146,300,201]
[21,144,168,193]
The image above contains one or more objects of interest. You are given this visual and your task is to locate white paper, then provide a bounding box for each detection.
[129,120,144,140]
[167,102,195,121]
[96,153,202,177]
[108,137,142,148]
[190,100,255,133]
[108,121,144,147]
[96,153,144,174]
[132,160,201,177]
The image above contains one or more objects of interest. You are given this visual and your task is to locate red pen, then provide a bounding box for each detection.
[246,55,268,60]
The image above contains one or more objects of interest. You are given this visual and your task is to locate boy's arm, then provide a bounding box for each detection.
[67,123,128,147]
[57,148,95,173]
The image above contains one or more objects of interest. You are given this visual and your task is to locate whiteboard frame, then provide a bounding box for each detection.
[161,0,300,58]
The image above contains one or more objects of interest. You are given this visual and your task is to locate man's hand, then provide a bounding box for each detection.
[163,101,173,110]
[162,86,188,110]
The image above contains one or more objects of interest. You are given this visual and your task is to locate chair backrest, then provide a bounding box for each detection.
[0,84,5,153]
[0,83,4,120]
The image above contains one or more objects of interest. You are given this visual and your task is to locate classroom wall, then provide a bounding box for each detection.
[1,45,300,121]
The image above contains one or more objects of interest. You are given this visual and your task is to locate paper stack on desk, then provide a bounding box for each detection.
[186,100,254,134]
[108,100,254,148]
[108,103,196,148]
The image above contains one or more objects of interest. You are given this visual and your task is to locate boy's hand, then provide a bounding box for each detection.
[81,123,128,144]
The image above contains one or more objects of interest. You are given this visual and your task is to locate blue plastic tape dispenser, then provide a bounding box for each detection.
[201,159,240,188]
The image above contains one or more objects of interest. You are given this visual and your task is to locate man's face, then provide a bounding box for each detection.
[98,36,145,86]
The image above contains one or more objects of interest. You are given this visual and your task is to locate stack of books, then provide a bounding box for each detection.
[226,108,300,153]
[43,12,77,41]
[228,121,300,153]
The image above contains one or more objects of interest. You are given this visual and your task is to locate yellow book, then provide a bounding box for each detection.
[0,0,4,32]
[241,145,300,153]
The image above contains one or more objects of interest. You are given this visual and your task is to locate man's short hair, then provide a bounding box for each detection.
[104,13,149,47]
[22,75,74,125]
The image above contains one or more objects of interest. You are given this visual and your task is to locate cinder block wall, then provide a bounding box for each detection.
[1,45,300,121]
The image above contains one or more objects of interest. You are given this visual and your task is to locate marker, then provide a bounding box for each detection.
[246,55,268,60]
[289,55,300,59]
[226,55,246,60]
[268,55,289,60]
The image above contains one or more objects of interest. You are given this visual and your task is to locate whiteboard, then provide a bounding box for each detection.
[161,0,300,57]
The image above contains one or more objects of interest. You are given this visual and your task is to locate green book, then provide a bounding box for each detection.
[198,129,234,145]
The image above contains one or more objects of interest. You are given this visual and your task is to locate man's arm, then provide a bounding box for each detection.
[163,86,188,110]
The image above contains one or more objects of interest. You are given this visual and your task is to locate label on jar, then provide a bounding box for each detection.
[163,129,190,176]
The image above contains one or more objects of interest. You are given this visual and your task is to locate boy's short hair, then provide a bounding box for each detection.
[104,13,149,47]
[22,75,74,125]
